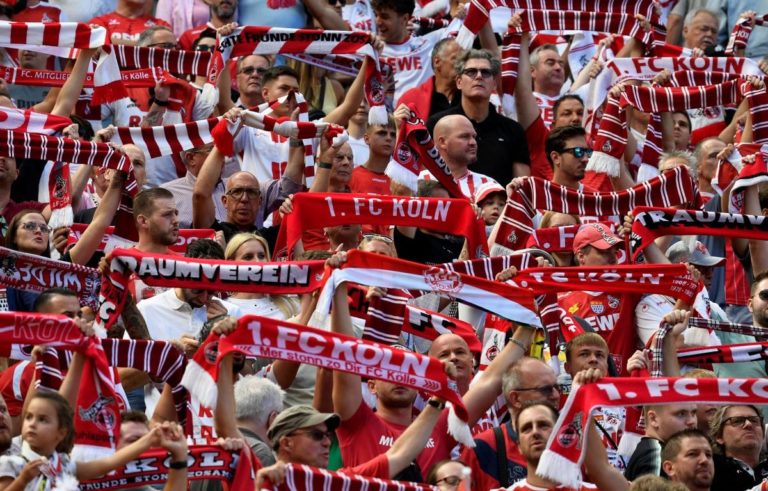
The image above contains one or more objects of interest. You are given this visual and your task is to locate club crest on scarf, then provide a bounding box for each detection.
[79,395,117,433]
[423,267,463,298]
[557,411,584,449]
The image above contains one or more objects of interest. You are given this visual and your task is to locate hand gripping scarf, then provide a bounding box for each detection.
[492,166,701,252]
[651,317,768,376]
[0,246,101,309]
[629,207,768,261]
[713,143,768,200]
[80,445,255,490]
[726,13,768,55]
[65,225,215,255]
[273,193,489,260]
[94,247,326,334]
[456,0,660,48]
[538,376,768,488]
[0,312,119,458]
[259,464,439,490]
[182,314,475,446]
[385,106,464,198]
[584,57,762,133]
[217,26,387,125]
[0,21,106,58]
[588,80,745,177]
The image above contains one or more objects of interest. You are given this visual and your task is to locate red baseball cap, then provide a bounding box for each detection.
[572,223,622,253]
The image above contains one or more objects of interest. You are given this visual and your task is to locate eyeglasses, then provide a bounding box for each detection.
[561,147,594,159]
[462,68,494,79]
[758,289,768,301]
[327,0,343,5]
[436,476,464,486]
[239,66,268,76]
[290,428,333,441]
[512,384,560,395]
[724,415,762,428]
[21,222,51,234]
[362,233,394,244]
[195,44,216,52]
[226,187,261,200]
[148,42,178,49]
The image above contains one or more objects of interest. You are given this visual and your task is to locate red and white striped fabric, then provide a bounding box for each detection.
[0,106,71,134]
[92,46,129,105]
[260,464,438,490]
[111,117,219,159]
[0,65,161,89]
[0,21,106,58]
[457,0,660,48]
[113,44,218,81]
[508,10,654,46]
[725,13,768,55]
[217,27,387,125]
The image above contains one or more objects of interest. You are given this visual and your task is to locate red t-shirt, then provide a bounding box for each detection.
[0,361,33,417]
[336,402,455,474]
[501,480,598,490]
[89,12,170,45]
[558,291,640,375]
[349,166,392,236]
[340,453,389,479]
[12,2,63,70]
[179,22,215,50]
[526,117,554,181]
[461,423,527,491]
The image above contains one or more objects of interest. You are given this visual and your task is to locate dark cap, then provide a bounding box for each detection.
[267,405,340,448]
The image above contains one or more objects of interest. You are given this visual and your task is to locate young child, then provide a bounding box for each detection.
[474,182,507,236]
[0,391,187,491]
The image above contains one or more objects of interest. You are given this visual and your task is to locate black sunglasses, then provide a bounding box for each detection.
[512,384,560,395]
[561,146,594,159]
[462,68,494,79]
[290,428,333,441]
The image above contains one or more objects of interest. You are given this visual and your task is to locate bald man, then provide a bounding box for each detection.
[418,114,501,200]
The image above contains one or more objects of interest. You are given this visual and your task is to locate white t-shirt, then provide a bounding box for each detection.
[384,30,446,105]
[418,168,499,201]
[342,0,375,32]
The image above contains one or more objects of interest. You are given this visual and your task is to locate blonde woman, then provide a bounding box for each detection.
[224,233,300,320]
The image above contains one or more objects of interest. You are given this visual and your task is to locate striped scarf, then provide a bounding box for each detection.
[726,13,768,55]
[0,66,161,89]
[113,44,217,81]
[491,166,701,252]
[260,464,438,490]
[217,26,387,125]
[111,117,218,159]
[0,21,106,58]
[456,0,660,48]
[588,80,746,177]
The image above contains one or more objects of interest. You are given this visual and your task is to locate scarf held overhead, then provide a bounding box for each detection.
[217,26,386,125]
[273,193,489,260]
[537,377,768,488]
[259,464,439,490]
[182,314,474,446]
[0,21,106,58]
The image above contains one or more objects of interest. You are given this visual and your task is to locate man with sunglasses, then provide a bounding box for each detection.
[546,125,595,191]
[709,405,768,490]
[428,49,530,187]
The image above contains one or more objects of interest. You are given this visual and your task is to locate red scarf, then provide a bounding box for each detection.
[80,445,255,489]
[725,14,767,55]
[508,10,654,46]
[0,21,106,58]
[538,377,768,488]
[714,143,768,200]
[0,312,119,456]
[385,107,465,198]
[66,225,215,254]
[48,160,72,230]
[492,167,701,251]
[0,246,100,309]
[217,27,386,125]
[113,44,217,81]
[0,106,71,133]
[95,248,326,333]
[111,117,218,158]
[456,0,659,48]
[92,46,130,105]
[182,314,473,446]
[630,207,768,261]
[260,463,438,490]
[0,65,160,88]
[274,193,489,260]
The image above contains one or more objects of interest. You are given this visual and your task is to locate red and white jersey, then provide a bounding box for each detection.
[419,168,499,201]
[499,479,598,491]
[342,0,375,33]
[89,12,171,45]
[534,92,558,129]
[384,30,445,105]
[12,2,63,23]
[234,126,290,182]
[594,406,626,470]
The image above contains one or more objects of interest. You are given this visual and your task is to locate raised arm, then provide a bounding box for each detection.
[214,349,244,439]
[385,394,446,477]
[324,57,370,126]
[513,30,541,131]
[192,145,226,228]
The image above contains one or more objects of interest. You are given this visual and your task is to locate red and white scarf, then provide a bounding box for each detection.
[0,246,101,309]
[81,445,255,490]
[113,44,219,81]
[259,464,438,490]
[183,314,474,446]
[110,117,218,159]
[538,376,768,488]
[65,225,215,254]
[726,13,768,55]
[0,21,106,58]
[94,248,326,334]
[386,106,464,198]
[273,193,489,260]
[0,106,71,134]
[0,312,119,457]
[456,0,659,48]
[508,10,654,46]
[217,26,387,125]
[0,65,161,89]
[630,207,768,261]
[491,166,701,251]
[588,80,746,176]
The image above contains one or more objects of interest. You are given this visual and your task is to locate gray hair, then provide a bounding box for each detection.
[454,49,501,78]
[501,357,539,397]
[659,150,697,177]
[137,25,174,47]
[431,38,458,70]
[693,137,723,163]
[234,375,285,426]
[683,8,719,28]
[530,43,559,67]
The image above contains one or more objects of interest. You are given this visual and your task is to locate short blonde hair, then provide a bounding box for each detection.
[225,233,271,261]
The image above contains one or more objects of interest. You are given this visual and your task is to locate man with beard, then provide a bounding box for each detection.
[0,397,11,455]
[134,188,180,255]
[428,49,530,187]
[709,405,768,490]
[178,0,237,50]
[661,429,715,491]
[419,114,500,200]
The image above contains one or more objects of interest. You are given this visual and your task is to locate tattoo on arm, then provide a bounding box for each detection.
[121,293,151,340]
[141,107,165,127]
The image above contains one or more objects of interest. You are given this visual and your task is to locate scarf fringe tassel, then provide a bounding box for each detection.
[586,151,621,177]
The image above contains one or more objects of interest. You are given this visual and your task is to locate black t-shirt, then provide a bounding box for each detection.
[393,227,463,265]
[429,83,461,120]
[212,220,279,253]
[624,437,663,481]
[427,104,530,186]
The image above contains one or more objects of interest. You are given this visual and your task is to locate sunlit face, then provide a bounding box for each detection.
[222,173,262,226]
[234,239,268,262]
[370,379,417,408]
[22,398,67,455]
[374,7,409,44]
[14,212,49,255]
[141,198,179,246]
[123,145,147,189]
[480,194,505,226]
[281,423,332,467]
[717,406,764,457]
[531,49,565,92]
[649,404,697,441]
[517,405,556,463]
[330,143,354,185]
[552,136,589,182]
[440,118,478,166]
[237,55,270,101]
[749,278,768,327]
[683,12,718,51]
[672,113,691,150]
[664,436,714,490]
[554,99,584,128]
[364,125,396,158]
[565,343,609,375]
[577,245,618,266]
[261,75,300,117]
[433,461,469,491]
[456,58,495,101]
[697,139,725,182]
[429,334,473,384]
[360,238,395,257]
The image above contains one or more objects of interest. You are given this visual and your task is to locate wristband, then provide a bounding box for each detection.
[427,397,446,410]
[169,459,188,470]
[317,162,333,170]
[289,139,304,148]
[152,98,169,107]
[509,337,528,353]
